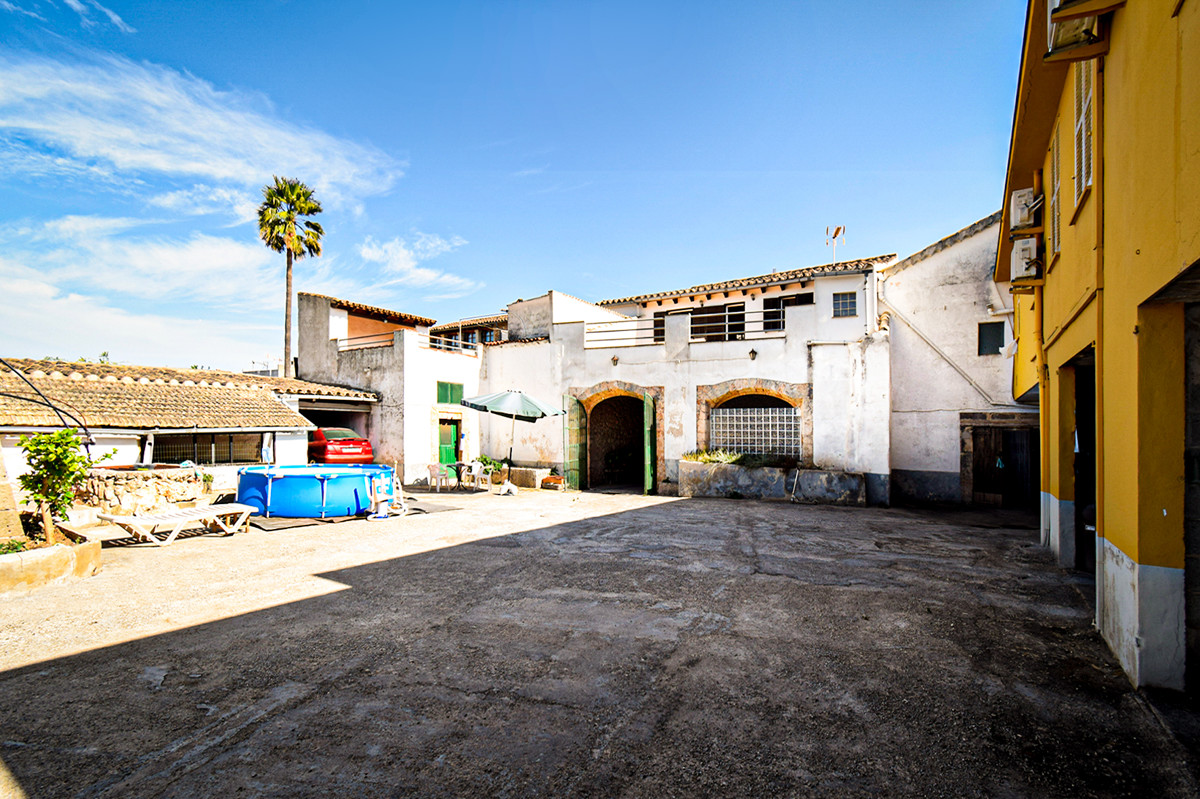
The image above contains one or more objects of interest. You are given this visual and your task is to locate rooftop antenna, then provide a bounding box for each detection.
[826,225,846,263]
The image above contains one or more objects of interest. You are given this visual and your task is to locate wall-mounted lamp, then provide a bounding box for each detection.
[749,349,757,361]
[611,355,619,366]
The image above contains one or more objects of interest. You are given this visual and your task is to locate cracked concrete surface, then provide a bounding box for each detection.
[0,492,1195,797]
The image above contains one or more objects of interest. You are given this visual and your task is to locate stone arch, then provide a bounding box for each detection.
[696,378,813,465]
[568,381,665,490]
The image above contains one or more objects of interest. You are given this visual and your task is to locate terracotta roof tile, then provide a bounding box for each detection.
[1,359,376,399]
[597,255,896,306]
[0,360,376,430]
[299,292,436,328]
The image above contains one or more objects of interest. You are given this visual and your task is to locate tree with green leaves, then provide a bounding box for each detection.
[18,430,107,544]
[257,176,324,378]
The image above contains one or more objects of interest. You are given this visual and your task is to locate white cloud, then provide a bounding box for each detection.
[358,233,480,300]
[148,184,259,225]
[87,0,135,33]
[0,2,45,21]
[0,53,402,207]
[0,267,275,370]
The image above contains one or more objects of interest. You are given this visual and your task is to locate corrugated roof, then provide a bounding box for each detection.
[299,292,436,328]
[596,255,896,306]
[430,313,509,333]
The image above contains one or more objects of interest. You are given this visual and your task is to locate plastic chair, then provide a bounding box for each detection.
[465,461,485,490]
[427,463,450,492]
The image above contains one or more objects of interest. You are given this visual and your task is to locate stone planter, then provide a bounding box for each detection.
[678,461,866,506]
[0,539,102,596]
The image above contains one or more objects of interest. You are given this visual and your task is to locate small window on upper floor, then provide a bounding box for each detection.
[464,330,478,344]
[832,292,857,318]
[483,328,497,343]
[978,322,1005,356]
[1074,61,1093,206]
[437,381,464,404]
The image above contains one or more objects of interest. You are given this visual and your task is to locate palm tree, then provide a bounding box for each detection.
[258,176,324,378]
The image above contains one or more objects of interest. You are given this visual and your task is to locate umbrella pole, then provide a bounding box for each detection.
[507,414,516,466]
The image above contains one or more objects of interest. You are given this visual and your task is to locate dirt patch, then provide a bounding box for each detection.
[0,494,1194,797]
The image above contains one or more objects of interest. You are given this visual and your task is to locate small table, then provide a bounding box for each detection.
[448,461,472,491]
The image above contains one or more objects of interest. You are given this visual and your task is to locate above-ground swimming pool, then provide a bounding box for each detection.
[237,464,396,518]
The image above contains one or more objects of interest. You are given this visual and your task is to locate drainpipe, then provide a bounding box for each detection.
[1030,169,1051,545]
[1093,55,1107,621]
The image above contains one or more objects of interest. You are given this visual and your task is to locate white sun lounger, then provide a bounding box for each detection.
[97,503,256,546]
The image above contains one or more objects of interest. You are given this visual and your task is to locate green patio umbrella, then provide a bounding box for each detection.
[460,390,564,465]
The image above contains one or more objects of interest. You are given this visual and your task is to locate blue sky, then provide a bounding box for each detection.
[0,1,1025,370]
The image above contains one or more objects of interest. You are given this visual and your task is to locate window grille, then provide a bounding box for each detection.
[711,407,802,456]
[832,291,857,318]
[153,433,263,465]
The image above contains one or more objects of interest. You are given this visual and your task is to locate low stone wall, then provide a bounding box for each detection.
[0,540,102,596]
[678,461,866,506]
[78,467,206,515]
[508,467,551,489]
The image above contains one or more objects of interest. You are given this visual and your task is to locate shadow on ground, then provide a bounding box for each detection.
[0,501,1195,797]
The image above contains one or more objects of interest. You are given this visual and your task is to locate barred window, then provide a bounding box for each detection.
[153,433,263,465]
[711,406,802,457]
[832,291,857,318]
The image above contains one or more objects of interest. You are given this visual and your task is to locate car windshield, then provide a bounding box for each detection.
[321,428,362,440]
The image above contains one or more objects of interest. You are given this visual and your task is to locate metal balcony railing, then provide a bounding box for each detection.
[420,334,480,356]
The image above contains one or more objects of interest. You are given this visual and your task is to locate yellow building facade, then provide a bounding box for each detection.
[998,0,1200,689]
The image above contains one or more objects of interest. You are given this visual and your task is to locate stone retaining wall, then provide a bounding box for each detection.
[678,461,866,506]
[78,468,206,515]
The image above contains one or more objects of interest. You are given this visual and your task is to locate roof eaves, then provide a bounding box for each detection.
[886,212,1003,276]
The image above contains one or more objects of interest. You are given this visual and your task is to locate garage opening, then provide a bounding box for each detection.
[588,396,644,489]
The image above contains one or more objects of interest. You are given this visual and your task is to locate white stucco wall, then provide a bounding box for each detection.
[880,218,1035,500]
[274,431,309,465]
[810,335,890,476]
[400,334,483,483]
[478,340,564,467]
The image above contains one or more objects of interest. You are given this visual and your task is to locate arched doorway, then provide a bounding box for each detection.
[588,395,644,489]
[716,394,791,410]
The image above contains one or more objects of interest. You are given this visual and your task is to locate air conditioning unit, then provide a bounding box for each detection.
[1010,188,1038,229]
[1048,0,1099,51]
[1011,238,1040,281]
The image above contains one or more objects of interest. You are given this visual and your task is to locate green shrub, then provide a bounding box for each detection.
[680,449,744,465]
[18,430,110,543]
[0,539,27,555]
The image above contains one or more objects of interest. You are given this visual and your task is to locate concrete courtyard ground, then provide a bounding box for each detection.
[0,490,1196,797]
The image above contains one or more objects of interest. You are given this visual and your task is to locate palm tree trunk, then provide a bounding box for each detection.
[284,248,294,378]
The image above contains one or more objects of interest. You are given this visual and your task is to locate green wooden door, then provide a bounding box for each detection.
[563,395,587,490]
[643,393,655,495]
[439,420,459,465]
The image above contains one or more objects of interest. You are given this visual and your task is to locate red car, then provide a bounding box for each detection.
[308,427,374,464]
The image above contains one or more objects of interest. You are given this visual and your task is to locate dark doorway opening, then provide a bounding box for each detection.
[301,409,370,438]
[1185,304,1200,692]
[1072,353,1097,575]
[588,396,643,489]
[971,427,1039,511]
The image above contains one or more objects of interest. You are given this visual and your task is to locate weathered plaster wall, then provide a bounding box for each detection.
[2,434,141,485]
[479,340,565,469]
[401,337,482,483]
[297,292,411,472]
[881,219,1035,502]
